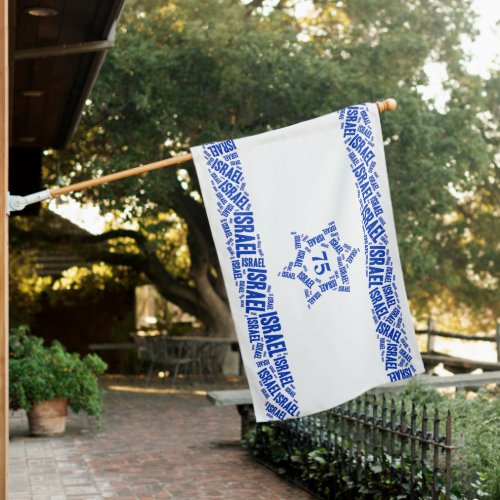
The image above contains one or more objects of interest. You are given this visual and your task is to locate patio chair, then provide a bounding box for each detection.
[130,332,154,374]
[130,333,192,386]
[160,337,193,386]
[202,342,230,379]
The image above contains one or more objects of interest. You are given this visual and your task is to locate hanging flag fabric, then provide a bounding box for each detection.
[191,103,424,422]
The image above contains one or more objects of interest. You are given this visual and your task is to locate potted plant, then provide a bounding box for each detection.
[9,326,107,436]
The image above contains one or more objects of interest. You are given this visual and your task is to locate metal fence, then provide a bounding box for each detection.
[251,394,453,499]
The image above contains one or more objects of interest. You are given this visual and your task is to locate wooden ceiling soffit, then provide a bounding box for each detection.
[11,0,125,149]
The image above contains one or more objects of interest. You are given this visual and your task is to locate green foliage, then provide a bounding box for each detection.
[249,421,447,498]
[8,249,52,326]
[401,381,499,497]
[9,326,108,417]
[444,390,500,499]
[400,378,446,406]
[45,0,498,328]
[9,211,139,329]
[246,387,500,498]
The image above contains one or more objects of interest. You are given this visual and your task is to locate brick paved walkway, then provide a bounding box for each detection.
[9,379,311,499]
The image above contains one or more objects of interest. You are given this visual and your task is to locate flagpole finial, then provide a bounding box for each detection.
[376,98,397,113]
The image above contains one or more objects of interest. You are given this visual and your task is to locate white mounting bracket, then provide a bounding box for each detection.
[7,189,52,215]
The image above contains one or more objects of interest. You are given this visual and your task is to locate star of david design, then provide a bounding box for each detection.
[278,221,360,308]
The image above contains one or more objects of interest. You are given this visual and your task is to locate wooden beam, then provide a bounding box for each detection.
[496,322,500,362]
[421,353,500,373]
[0,0,9,497]
[14,39,115,60]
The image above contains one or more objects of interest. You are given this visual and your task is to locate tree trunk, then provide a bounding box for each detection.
[195,273,236,338]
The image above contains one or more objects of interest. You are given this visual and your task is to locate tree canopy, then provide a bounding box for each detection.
[42,0,498,333]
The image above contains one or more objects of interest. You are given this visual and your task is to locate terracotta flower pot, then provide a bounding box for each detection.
[27,397,69,436]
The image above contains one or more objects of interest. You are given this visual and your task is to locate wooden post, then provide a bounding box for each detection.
[496,322,500,363]
[426,317,436,375]
[0,0,9,497]
[426,317,436,353]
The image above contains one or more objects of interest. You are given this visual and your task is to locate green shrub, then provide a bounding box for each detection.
[249,421,443,498]
[9,325,108,417]
[401,380,499,498]
[445,390,499,499]
[246,383,499,498]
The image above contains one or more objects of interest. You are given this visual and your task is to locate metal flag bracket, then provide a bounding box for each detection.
[7,189,52,215]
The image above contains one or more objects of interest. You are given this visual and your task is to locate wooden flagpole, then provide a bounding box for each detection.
[49,99,397,199]
[50,154,194,197]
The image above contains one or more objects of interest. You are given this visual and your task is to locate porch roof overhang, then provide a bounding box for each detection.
[10,0,125,150]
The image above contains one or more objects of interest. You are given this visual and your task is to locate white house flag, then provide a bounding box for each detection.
[191,103,424,422]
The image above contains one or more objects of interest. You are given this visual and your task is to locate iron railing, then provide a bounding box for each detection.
[250,394,453,499]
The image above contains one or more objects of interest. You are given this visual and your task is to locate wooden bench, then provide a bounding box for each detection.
[207,389,254,439]
[88,342,136,372]
[207,371,500,436]
[88,342,135,352]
